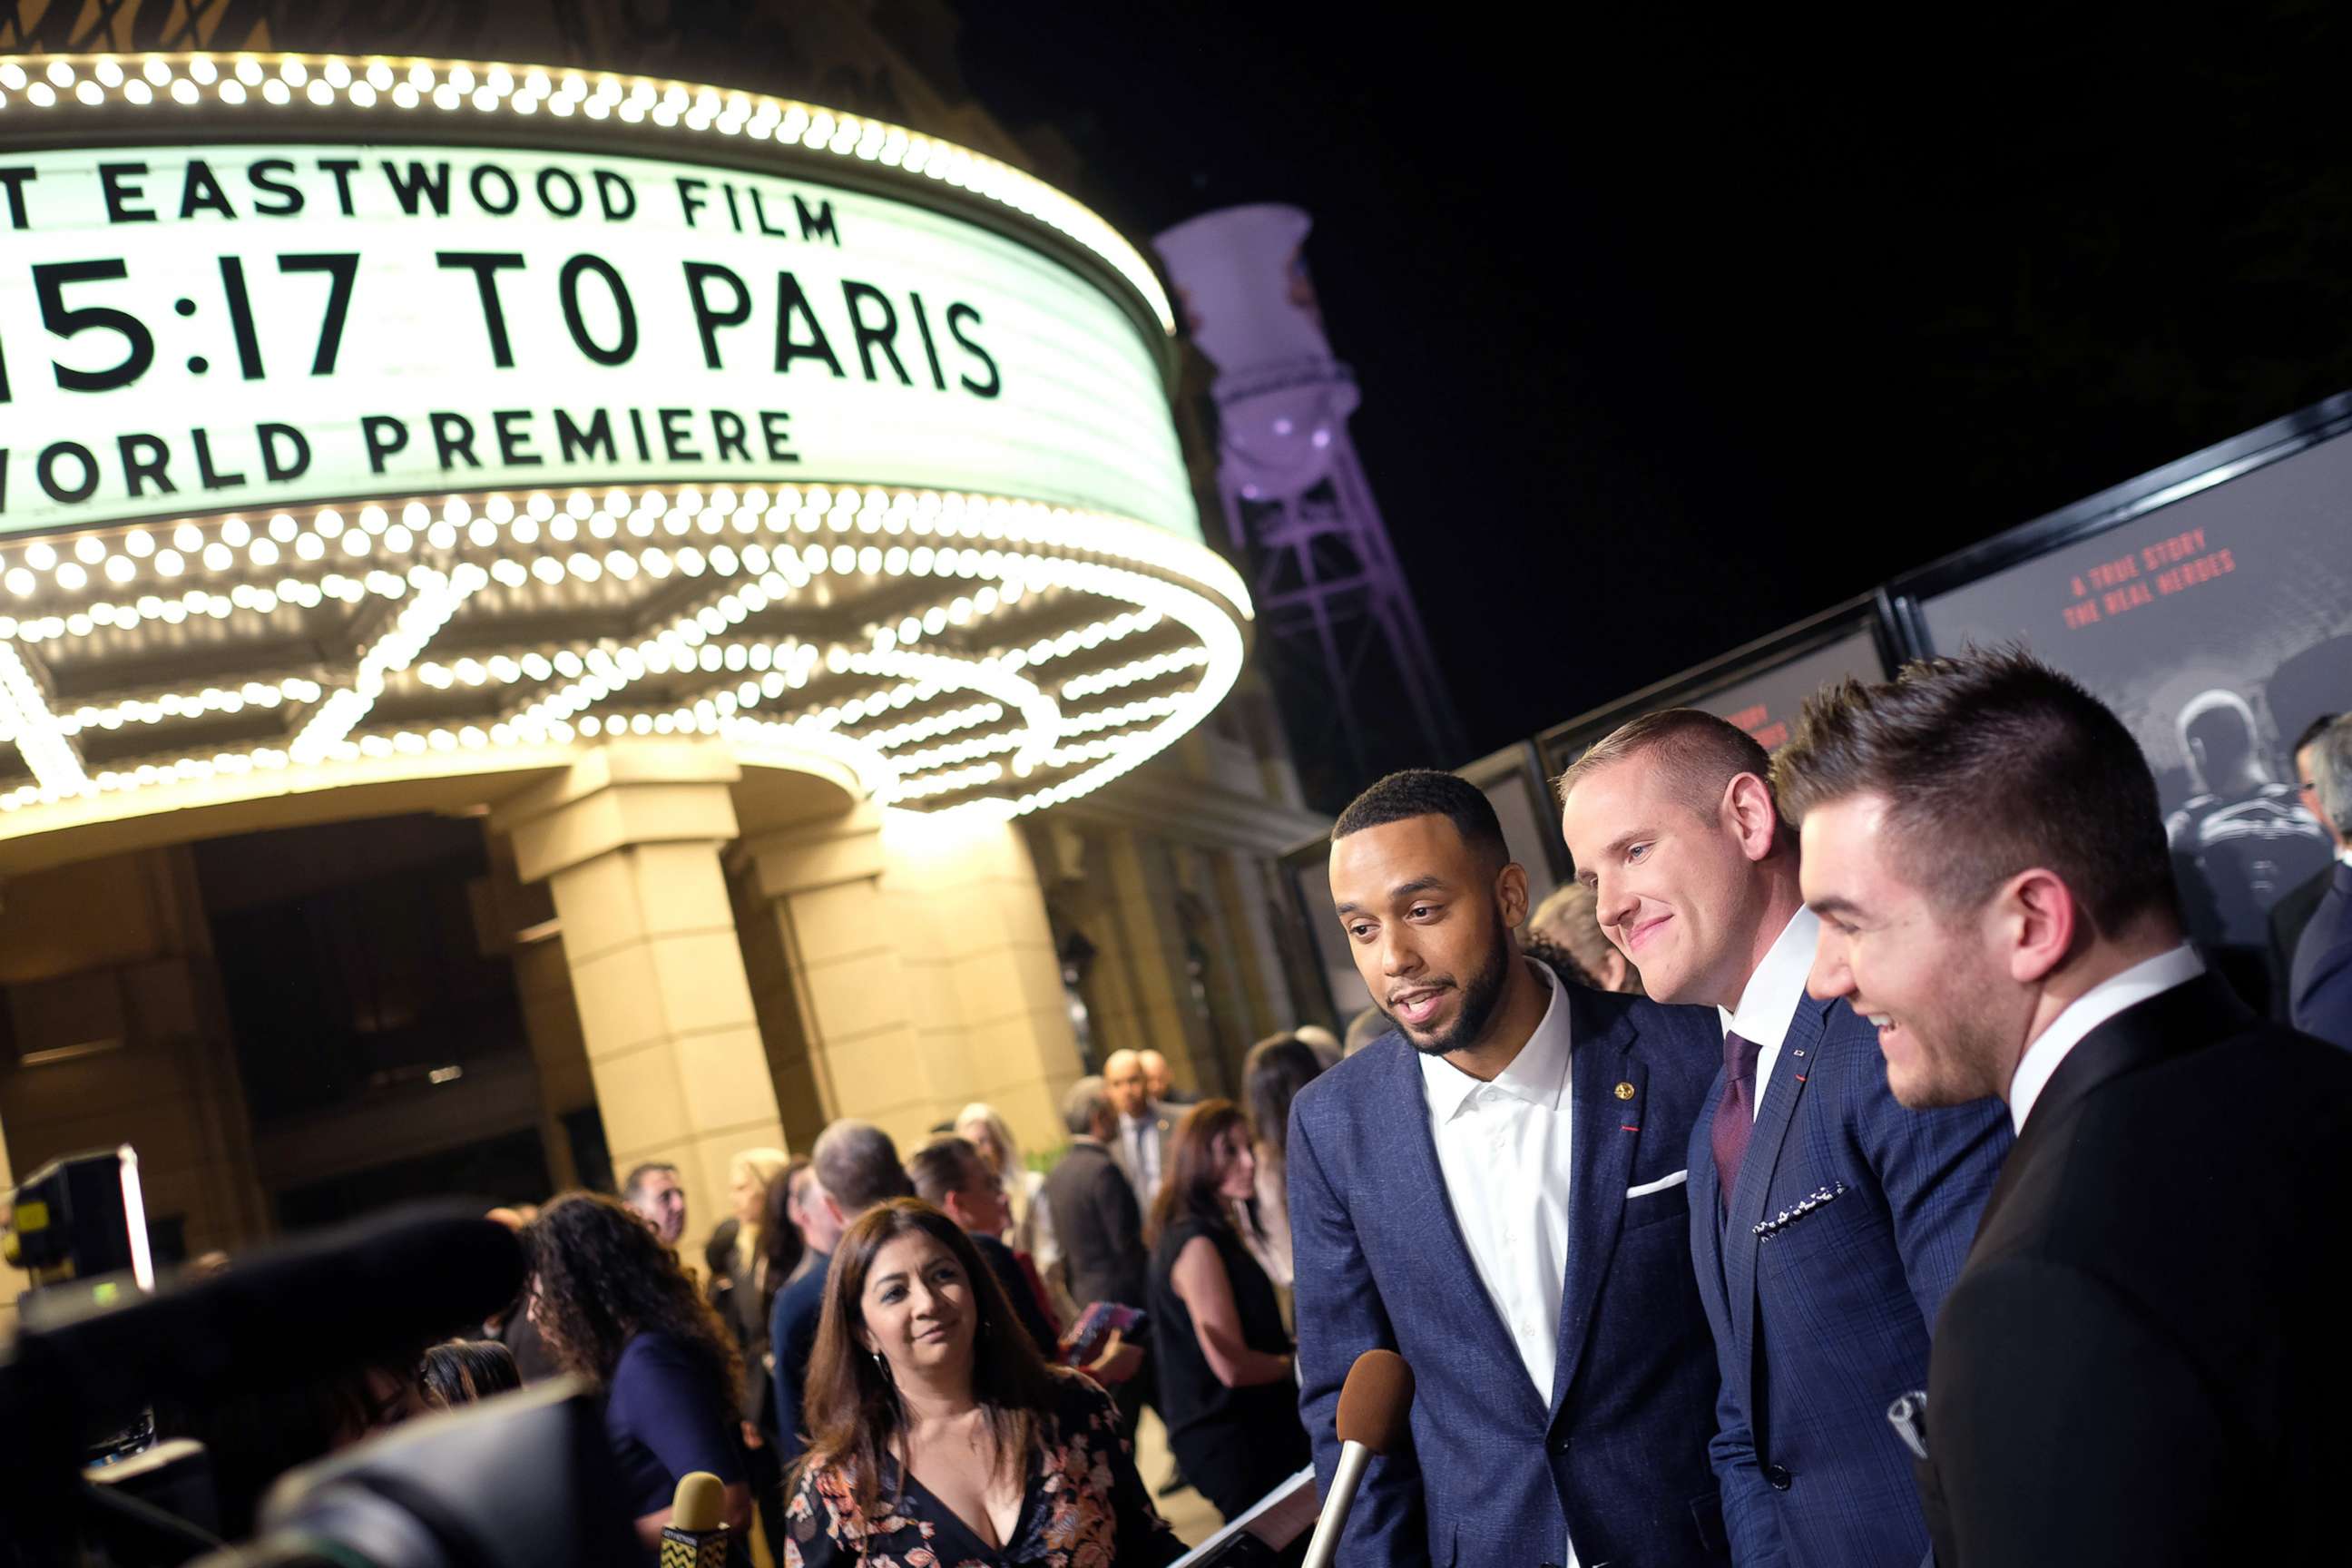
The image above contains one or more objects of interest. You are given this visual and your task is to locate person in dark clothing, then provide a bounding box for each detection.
[906,1134,1062,1358]
[1146,1099,1307,1523]
[706,1149,800,1556]
[526,1191,750,1553]
[1040,1075,1159,1439]
[770,1120,913,1461]
[1040,1077,1149,1313]
[1778,650,2352,1568]
[2269,711,2341,1016]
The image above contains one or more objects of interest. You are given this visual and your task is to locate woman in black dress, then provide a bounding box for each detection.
[1146,1098,1310,1522]
[783,1199,1181,1568]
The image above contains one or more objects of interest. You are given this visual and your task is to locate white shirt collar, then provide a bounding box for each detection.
[1419,958,1574,1121]
[2005,944,2206,1133]
[1719,905,1818,1052]
[2337,845,2352,867]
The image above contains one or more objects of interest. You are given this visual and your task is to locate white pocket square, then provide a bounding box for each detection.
[1625,1170,1690,1199]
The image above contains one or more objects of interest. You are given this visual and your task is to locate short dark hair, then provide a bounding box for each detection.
[906,1136,989,1210]
[1774,648,2176,937]
[2295,711,2341,757]
[416,1339,522,1409]
[620,1162,677,1202]
[811,1120,914,1217]
[1554,707,1772,816]
[1332,769,1508,867]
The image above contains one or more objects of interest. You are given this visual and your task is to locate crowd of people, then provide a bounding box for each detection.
[386,1039,1347,1565]
[177,651,2352,1568]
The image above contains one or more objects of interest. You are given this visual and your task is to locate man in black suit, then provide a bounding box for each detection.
[1776,650,2352,1567]
[2269,711,2339,1017]
[1043,1074,1157,1435]
[2291,713,2352,1048]
[1044,1075,1150,1312]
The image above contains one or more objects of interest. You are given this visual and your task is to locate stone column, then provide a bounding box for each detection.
[494,740,785,1255]
[738,807,1083,1161]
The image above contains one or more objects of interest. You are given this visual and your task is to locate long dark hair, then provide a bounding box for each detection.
[1147,1099,1250,1246]
[417,1339,522,1409]
[525,1192,742,1406]
[1241,1035,1324,1162]
[799,1199,1065,1520]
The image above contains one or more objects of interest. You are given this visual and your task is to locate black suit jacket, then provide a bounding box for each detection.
[2268,863,2333,1019]
[1042,1139,1148,1310]
[1919,972,2352,1567]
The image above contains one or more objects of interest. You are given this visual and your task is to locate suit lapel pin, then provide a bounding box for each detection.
[1753,1180,1849,1240]
[1613,1081,1636,1101]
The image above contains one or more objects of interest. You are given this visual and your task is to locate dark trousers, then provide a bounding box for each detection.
[745,1426,785,1555]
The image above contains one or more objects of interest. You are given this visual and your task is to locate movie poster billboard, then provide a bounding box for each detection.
[1537,619,1890,792]
[1915,425,2352,963]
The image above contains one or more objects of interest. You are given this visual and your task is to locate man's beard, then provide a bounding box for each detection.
[1387,916,1514,1057]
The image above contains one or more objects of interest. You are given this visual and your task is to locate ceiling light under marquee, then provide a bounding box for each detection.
[0,488,1249,825]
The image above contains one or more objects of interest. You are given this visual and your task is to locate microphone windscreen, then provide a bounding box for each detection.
[671,1470,725,1533]
[1334,1348,1415,1455]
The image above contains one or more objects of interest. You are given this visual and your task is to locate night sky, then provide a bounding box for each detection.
[958,5,2352,764]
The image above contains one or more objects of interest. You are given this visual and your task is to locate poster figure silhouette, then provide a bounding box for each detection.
[2165,689,2334,951]
[1921,426,2352,991]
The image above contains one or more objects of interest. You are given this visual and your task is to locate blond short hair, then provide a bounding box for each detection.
[1554,707,1772,814]
[1526,881,1639,994]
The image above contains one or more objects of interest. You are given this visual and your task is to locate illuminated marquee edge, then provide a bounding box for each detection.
[0,50,1176,338]
[0,482,1253,832]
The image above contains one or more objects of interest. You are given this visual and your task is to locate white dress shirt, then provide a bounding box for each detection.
[1719,905,1821,1122]
[1417,958,1576,1402]
[1119,1112,1163,1198]
[2005,944,2206,1132]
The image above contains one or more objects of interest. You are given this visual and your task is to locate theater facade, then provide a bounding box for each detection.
[0,46,1327,1292]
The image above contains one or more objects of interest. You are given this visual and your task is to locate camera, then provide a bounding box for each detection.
[2,1157,635,1568]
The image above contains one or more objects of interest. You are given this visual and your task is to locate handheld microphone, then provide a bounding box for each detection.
[660,1471,731,1568]
[1301,1349,1415,1568]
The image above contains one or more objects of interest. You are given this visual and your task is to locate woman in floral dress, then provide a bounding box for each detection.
[783,1199,1183,1568]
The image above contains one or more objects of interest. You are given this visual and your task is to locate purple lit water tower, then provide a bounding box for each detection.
[1155,204,1462,803]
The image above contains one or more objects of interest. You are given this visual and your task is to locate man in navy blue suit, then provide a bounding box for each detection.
[1559,710,2010,1567]
[1292,769,1730,1568]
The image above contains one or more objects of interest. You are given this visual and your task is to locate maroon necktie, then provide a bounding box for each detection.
[1710,1030,1764,1200]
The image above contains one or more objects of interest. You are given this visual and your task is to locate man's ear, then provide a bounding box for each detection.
[1495,859,1530,929]
[1725,772,1784,864]
[1996,867,2079,985]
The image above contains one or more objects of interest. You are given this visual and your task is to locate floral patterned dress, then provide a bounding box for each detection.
[783,1374,1184,1568]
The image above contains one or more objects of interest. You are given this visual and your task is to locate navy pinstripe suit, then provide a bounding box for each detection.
[1291,981,1729,1567]
[1690,992,2009,1566]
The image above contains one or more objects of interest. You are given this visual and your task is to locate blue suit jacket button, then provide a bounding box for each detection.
[1764,1463,1793,1491]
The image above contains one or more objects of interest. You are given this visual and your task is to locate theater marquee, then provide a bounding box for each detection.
[0,141,1193,540]
[0,54,1248,832]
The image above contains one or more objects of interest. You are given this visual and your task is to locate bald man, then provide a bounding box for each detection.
[1102,1048,1177,1206]
[1140,1047,1200,1107]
